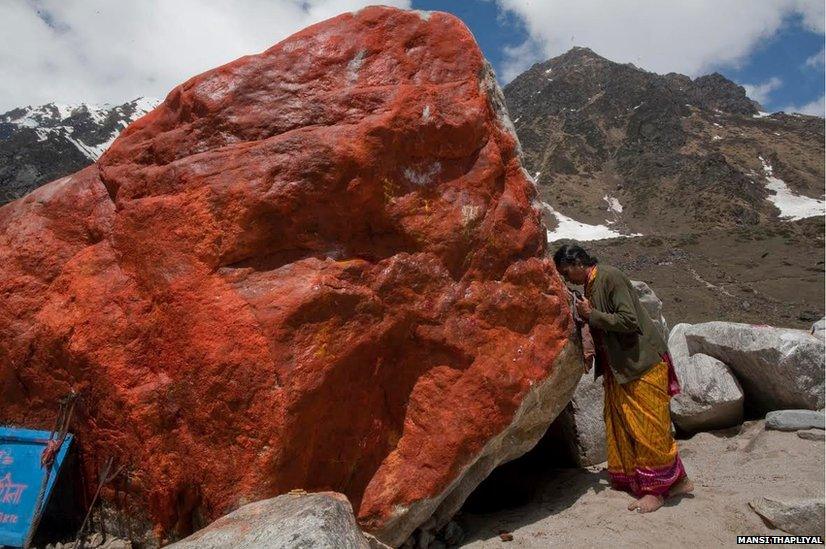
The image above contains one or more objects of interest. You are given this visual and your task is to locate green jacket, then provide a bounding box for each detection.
[586,264,668,384]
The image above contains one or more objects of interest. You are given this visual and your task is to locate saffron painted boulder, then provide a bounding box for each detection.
[0,7,580,546]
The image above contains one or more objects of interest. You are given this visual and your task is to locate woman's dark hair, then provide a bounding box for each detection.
[553,244,598,269]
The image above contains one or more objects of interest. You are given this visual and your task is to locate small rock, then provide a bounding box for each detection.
[552,373,607,466]
[749,496,825,536]
[88,533,104,548]
[631,280,669,340]
[499,531,514,542]
[439,520,464,545]
[812,317,825,336]
[765,410,825,431]
[799,310,821,322]
[364,533,392,549]
[101,537,133,549]
[797,429,826,441]
[416,529,434,549]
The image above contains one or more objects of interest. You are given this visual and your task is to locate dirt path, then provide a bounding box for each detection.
[457,420,824,548]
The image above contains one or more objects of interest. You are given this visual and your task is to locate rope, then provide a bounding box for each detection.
[23,391,78,549]
[74,456,125,549]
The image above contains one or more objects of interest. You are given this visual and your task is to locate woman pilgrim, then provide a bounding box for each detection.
[554,244,694,513]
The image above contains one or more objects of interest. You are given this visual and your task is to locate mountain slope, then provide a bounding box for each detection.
[0,98,158,204]
[504,48,824,328]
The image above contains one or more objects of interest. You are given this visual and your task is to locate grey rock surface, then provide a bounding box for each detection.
[668,323,744,432]
[797,429,826,441]
[554,373,607,466]
[167,492,371,549]
[765,409,825,431]
[749,496,825,536]
[685,321,825,413]
[631,280,669,341]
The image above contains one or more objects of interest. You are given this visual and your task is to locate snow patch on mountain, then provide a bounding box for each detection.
[541,202,642,242]
[758,156,825,221]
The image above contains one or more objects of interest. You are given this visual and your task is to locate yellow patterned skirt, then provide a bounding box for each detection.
[603,360,687,497]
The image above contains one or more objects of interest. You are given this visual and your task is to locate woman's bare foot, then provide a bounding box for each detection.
[627,494,664,513]
[667,476,695,498]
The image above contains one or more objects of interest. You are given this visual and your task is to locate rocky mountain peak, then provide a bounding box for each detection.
[508,48,758,119]
[689,72,760,114]
[503,48,823,331]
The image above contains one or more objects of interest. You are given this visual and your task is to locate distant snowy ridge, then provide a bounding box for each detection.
[1,97,159,161]
[1,97,160,204]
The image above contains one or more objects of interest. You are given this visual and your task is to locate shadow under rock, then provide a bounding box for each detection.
[454,441,611,545]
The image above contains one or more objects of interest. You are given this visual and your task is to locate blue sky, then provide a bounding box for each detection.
[1,1,823,115]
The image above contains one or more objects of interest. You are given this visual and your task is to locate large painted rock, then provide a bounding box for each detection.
[0,7,579,547]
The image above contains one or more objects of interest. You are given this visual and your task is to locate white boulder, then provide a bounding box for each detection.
[167,492,377,549]
[749,496,825,536]
[765,409,825,431]
[668,323,744,433]
[684,322,824,413]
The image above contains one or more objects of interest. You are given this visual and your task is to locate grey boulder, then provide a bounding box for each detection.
[765,410,825,432]
[631,280,669,341]
[668,323,744,433]
[749,497,825,536]
[553,373,606,466]
[684,321,825,413]
[167,492,376,549]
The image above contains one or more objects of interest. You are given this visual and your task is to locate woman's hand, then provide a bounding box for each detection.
[583,352,594,372]
[576,297,592,320]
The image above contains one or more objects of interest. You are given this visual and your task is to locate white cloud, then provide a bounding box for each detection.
[781,94,825,116]
[0,0,410,112]
[494,0,825,82]
[743,77,783,106]
[805,47,825,68]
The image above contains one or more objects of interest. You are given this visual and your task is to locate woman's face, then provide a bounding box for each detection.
[558,262,590,285]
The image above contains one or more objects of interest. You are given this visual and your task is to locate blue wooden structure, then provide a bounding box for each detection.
[0,427,73,548]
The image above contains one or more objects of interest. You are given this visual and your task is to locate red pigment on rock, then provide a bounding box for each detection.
[0,6,572,544]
